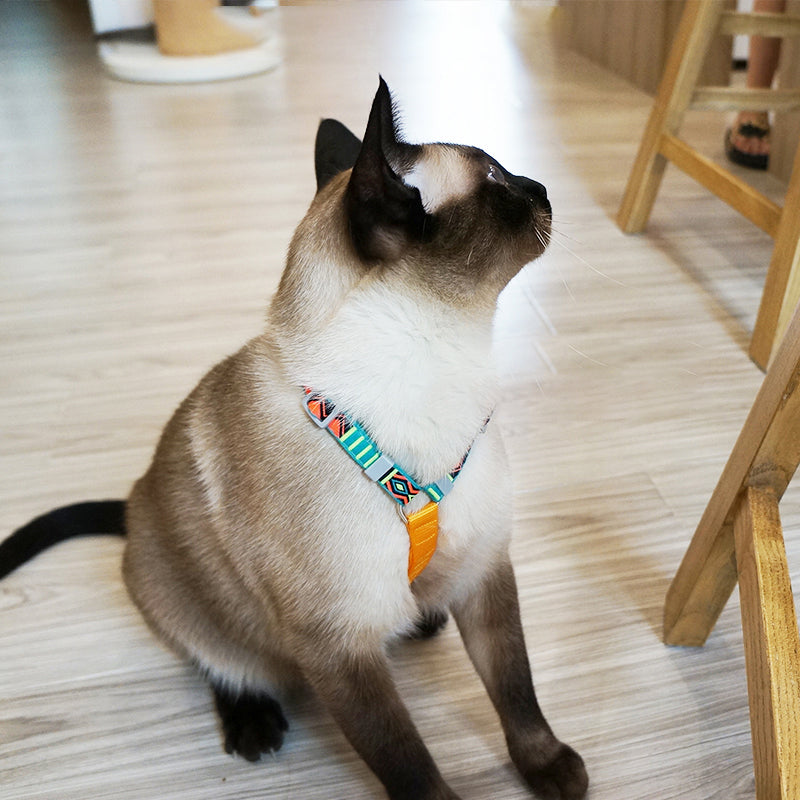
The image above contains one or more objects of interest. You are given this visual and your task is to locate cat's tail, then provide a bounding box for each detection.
[0,500,126,580]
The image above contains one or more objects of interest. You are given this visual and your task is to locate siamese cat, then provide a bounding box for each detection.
[0,80,587,800]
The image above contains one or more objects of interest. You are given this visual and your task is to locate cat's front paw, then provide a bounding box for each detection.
[517,741,588,800]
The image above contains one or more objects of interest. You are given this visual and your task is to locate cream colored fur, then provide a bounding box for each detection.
[404,146,478,213]
[4,84,587,800]
[123,153,515,696]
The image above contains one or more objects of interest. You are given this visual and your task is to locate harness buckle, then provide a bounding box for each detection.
[303,390,337,428]
[364,454,394,482]
[431,477,455,499]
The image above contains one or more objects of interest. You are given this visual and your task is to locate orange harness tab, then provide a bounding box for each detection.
[406,502,439,583]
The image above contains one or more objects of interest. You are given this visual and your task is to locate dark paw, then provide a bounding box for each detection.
[213,688,289,762]
[520,743,588,800]
[406,608,449,640]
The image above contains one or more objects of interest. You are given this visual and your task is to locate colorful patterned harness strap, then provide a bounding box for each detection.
[302,387,490,582]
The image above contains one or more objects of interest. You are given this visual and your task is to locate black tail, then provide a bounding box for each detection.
[0,500,126,580]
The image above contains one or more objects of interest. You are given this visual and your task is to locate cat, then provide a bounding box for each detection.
[0,79,587,800]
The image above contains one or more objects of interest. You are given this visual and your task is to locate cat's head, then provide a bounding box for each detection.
[273,80,550,330]
[315,78,550,304]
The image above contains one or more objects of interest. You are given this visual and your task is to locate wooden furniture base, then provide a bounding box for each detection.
[664,301,800,799]
[618,0,800,369]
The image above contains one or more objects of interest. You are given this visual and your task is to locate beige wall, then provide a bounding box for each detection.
[556,0,732,94]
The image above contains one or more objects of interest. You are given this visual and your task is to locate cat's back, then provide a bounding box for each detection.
[123,330,407,590]
[122,331,416,664]
[126,332,293,527]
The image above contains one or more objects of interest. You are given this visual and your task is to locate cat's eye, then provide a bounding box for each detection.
[487,163,506,185]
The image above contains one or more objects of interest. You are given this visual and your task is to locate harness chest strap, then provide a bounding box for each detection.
[302,388,489,582]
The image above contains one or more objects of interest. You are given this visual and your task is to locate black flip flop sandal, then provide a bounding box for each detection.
[725,122,770,171]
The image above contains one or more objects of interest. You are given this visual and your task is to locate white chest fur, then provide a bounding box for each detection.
[284,274,500,486]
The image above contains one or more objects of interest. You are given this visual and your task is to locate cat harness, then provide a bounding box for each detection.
[302,387,489,582]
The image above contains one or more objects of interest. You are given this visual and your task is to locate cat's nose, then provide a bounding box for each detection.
[529,179,547,199]
[523,177,548,200]
[508,173,547,201]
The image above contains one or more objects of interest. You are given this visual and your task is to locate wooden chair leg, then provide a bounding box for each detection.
[750,139,800,369]
[664,518,738,646]
[617,0,725,233]
[733,486,800,800]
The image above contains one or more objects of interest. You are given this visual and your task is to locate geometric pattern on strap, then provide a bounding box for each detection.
[302,387,486,506]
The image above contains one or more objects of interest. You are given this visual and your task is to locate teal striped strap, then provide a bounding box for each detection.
[302,388,487,506]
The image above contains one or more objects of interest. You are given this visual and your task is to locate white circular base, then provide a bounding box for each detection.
[98,38,280,84]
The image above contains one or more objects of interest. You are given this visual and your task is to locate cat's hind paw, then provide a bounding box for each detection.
[406,607,449,640]
[213,687,289,762]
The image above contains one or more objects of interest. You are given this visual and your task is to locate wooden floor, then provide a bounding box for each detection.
[2,2,798,799]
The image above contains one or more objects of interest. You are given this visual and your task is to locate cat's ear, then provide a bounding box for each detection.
[315,119,362,192]
[345,78,426,262]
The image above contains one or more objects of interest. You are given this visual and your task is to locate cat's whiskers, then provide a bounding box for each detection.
[535,225,551,252]
[533,250,575,301]
[548,223,628,287]
[523,223,575,301]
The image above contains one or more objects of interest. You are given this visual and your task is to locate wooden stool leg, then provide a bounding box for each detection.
[750,139,800,368]
[734,486,800,800]
[618,0,725,233]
